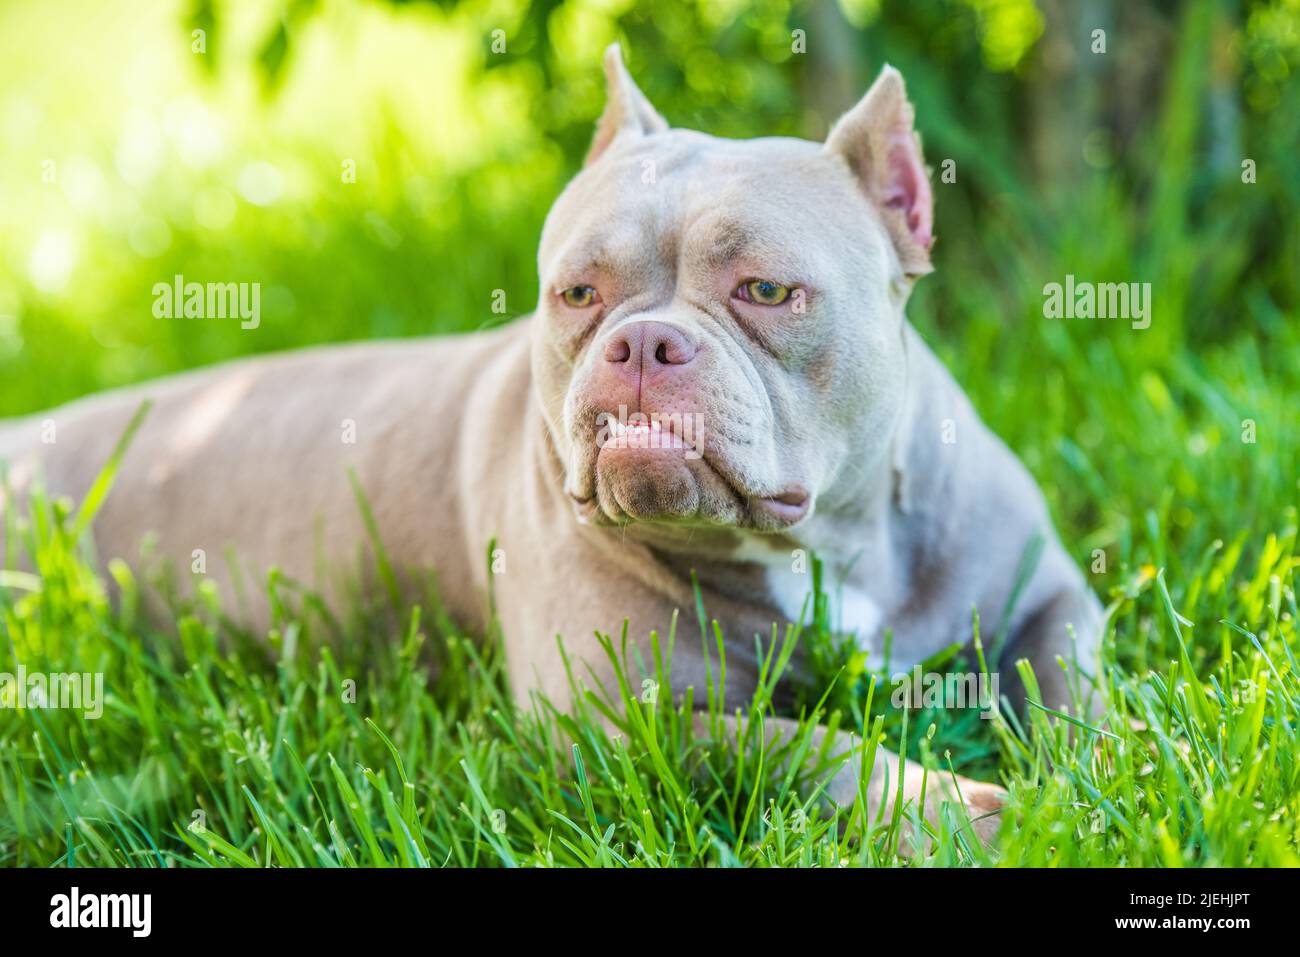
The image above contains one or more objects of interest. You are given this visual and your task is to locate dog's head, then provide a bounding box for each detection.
[533,45,934,532]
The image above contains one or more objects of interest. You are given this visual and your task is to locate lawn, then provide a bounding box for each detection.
[1,0,1298,867]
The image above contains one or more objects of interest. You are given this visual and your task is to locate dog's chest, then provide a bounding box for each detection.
[732,539,884,654]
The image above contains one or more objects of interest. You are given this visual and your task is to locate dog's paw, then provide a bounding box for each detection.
[955,778,1006,846]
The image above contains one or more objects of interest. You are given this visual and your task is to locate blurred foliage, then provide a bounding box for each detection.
[0,0,1297,551]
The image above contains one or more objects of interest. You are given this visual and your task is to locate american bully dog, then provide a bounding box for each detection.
[0,46,1101,841]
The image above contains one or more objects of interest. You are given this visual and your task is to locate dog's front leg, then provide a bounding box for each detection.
[692,712,1004,850]
[997,584,1104,718]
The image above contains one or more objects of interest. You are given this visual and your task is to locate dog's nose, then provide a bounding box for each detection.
[604,321,697,382]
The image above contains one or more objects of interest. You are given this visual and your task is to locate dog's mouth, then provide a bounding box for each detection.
[601,416,696,451]
[568,479,810,528]
[568,414,810,529]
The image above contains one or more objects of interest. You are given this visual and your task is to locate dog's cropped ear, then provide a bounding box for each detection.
[824,65,933,277]
[585,43,668,167]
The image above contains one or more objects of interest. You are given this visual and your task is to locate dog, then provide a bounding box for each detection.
[0,46,1101,841]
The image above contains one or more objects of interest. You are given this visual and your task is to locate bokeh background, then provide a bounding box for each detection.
[1,0,1297,577]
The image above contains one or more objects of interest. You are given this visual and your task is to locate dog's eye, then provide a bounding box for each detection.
[736,279,791,306]
[560,285,599,308]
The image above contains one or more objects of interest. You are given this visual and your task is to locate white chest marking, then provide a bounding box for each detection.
[836,582,884,649]
[765,565,814,626]
[731,538,884,648]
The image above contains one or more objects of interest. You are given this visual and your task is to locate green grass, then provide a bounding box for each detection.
[1,428,1297,867]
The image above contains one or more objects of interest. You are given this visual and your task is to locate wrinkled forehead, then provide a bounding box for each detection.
[539,131,880,284]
